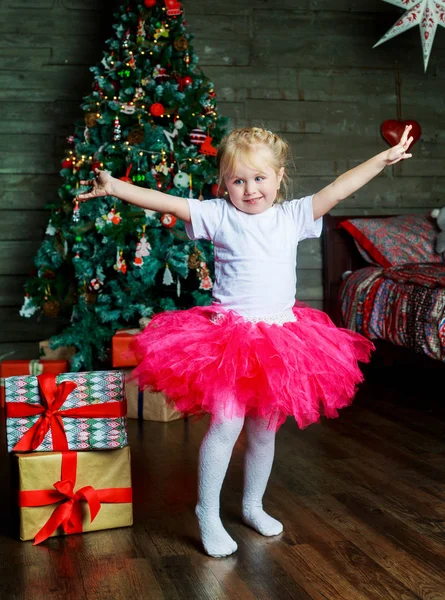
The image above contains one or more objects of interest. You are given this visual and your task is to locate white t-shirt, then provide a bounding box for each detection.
[185,196,322,317]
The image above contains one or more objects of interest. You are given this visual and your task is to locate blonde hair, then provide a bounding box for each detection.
[216,127,291,201]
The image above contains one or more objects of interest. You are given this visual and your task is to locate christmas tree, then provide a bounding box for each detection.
[20,0,227,371]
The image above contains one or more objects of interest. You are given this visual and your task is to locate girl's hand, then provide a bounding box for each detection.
[77,169,114,201]
[385,125,414,166]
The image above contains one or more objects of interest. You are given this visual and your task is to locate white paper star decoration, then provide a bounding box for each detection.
[374,0,445,71]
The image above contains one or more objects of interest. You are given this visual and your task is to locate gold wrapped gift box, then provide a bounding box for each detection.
[123,373,182,422]
[15,446,133,543]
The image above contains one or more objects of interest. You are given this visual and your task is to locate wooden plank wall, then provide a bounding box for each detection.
[1,0,444,359]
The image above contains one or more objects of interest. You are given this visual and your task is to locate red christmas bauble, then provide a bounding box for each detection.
[61,158,73,169]
[160,213,177,228]
[91,161,102,171]
[144,0,156,6]
[211,183,221,197]
[182,76,193,86]
[150,102,165,117]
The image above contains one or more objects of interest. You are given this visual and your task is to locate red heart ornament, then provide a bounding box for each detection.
[381,119,421,147]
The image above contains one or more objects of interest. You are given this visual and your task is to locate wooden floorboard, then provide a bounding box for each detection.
[1,370,445,599]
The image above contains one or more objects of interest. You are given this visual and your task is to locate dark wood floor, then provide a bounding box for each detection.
[1,367,445,600]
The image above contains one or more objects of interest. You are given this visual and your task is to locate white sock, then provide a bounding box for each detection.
[242,416,283,537]
[195,411,245,557]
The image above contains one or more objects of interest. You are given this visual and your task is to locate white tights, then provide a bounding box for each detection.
[195,409,283,558]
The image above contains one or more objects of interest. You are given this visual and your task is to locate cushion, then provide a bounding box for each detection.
[339,215,443,267]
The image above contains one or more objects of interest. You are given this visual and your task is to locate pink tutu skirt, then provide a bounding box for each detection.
[130,303,374,431]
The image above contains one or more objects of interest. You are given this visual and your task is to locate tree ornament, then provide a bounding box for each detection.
[154,24,169,41]
[199,275,213,290]
[114,249,127,274]
[121,103,136,115]
[132,167,146,182]
[202,102,214,116]
[136,17,146,43]
[160,213,177,228]
[84,113,98,127]
[163,127,179,151]
[197,261,213,290]
[153,64,169,83]
[46,222,57,236]
[173,35,188,51]
[61,157,73,169]
[144,0,156,6]
[84,290,97,305]
[373,0,445,72]
[41,268,56,280]
[188,247,201,270]
[150,102,165,117]
[120,163,134,183]
[103,207,122,225]
[134,230,151,267]
[134,87,145,101]
[163,264,174,285]
[91,160,102,171]
[182,75,193,86]
[122,29,131,49]
[165,0,183,16]
[173,171,189,188]
[20,295,38,318]
[127,127,145,145]
[72,199,80,222]
[43,299,61,318]
[113,115,122,141]
[199,135,218,156]
[211,183,221,197]
[183,52,190,65]
[189,128,206,145]
[89,277,104,292]
[174,119,184,129]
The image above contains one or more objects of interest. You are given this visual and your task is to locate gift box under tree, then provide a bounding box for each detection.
[39,339,76,363]
[5,371,128,452]
[123,370,182,422]
[15,446,133,544]
[111,329,140,368]
[0,359,68,408]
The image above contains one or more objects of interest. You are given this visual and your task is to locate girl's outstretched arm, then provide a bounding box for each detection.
[77,169,191,222]
[312,125,414,220]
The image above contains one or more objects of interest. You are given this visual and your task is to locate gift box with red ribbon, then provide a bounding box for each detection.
[111,329,140,368]
[5,371,128,453]
[15,446,133,544]
[0,359,68,408]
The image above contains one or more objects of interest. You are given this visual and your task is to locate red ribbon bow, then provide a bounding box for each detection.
[19,452,132,545]
[7,373,127,451]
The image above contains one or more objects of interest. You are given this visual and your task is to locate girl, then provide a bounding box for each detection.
[78,125,413,558]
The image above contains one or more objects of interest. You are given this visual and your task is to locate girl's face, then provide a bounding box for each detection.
[223,147,284,215]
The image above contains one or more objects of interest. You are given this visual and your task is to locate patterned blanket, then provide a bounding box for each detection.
[339,264,445,362]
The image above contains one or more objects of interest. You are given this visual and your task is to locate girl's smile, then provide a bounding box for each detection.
[223,147,284,215]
